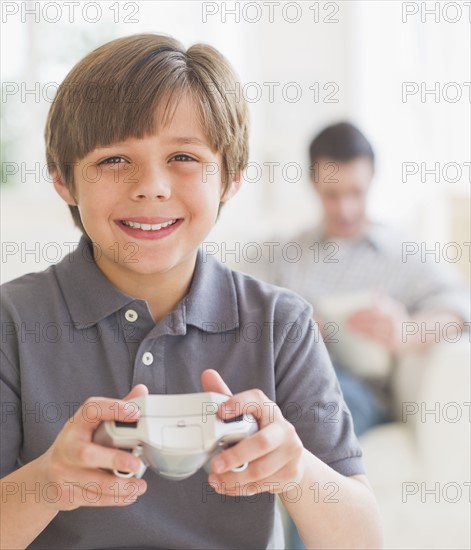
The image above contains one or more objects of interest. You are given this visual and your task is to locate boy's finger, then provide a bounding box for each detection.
[53,468,147,507]
[73,441,144,475]
[211,420,284,475]
[218,389,281,427]
[71,397,141,436]
[210,448,293,491]
[201,369,233,396]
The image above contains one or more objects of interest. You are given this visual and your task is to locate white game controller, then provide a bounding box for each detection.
[93,392,258,480]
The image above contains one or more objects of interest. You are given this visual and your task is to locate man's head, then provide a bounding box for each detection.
[308,122,375,238]
[45,33,249,234]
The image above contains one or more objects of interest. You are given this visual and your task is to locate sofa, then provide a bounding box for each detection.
[359,337,470,549]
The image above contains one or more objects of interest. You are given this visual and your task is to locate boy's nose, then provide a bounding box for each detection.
[130,167,172,200]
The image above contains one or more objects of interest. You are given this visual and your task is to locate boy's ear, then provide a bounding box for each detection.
[52,171,77,206]
[220,169,243,203]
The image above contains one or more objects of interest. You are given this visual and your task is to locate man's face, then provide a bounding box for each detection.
[312,156,374,238]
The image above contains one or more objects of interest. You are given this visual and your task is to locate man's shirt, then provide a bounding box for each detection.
[237,222,469,393]
[256,223,469,323]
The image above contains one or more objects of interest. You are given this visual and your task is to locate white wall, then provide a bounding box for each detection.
[2,0,470,282]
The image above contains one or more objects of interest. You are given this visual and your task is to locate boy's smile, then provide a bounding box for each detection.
[116,217,183,240]
[53,95,241,319]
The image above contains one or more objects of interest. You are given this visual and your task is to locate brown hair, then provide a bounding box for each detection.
[45,33,249,233]
[308,122,375,171]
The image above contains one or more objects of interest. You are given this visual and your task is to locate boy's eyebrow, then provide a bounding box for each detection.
[169,136,210,147]
[96,137,211,149]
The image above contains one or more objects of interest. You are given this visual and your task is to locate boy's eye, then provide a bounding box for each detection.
[99,156,127,165]
[171,154,196,162]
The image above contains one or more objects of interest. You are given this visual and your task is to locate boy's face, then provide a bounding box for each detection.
[54,95,240,283]
[312,156,373,238]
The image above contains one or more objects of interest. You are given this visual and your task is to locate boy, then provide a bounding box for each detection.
[0,34,382,549]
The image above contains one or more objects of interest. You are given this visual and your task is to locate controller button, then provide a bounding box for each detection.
[124,309,138,322]
[115,421,138,428]
[231,462,249,473]
[142,352,154,366]
[223,414,244,424]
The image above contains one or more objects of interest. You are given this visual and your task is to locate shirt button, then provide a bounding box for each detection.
[142,352,154,366]
[125,309,138,322]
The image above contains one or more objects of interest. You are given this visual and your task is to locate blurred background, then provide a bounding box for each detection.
[1,1,470,548]
[2,0,470,282]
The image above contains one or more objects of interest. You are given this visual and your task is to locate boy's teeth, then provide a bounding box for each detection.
[122,219,177,231]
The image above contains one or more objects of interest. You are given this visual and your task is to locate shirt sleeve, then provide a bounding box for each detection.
[400,254,470,323]
[273,303,365,477]
[0,347,22,478]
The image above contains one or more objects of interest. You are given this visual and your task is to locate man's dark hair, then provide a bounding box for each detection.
[308,122,375,170]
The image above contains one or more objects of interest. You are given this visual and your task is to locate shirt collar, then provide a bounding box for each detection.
[311,221,387,251]
[53,236,136,329]
[184,248,239,332]
[53,236,239,333]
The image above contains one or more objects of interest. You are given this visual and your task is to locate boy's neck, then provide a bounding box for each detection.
[94,251,198,324]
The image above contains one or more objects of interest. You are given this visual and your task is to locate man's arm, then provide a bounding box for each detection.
[401,310,466,353]
[346,295,467,355]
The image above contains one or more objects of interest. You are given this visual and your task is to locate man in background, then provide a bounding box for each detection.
[249,122,469,549]
[255,122,469,437]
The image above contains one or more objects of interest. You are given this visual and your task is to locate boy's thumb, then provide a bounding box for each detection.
[122,384,149,402]
[201,369,233,396]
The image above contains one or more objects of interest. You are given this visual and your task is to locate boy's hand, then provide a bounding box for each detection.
[201,369,305,496]
[37,385,149,511]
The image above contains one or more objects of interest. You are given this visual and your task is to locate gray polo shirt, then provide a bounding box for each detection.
[1,236,364,550]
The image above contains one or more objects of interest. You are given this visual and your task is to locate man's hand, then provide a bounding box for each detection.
[346,294,410,354]
[201,369,305,497]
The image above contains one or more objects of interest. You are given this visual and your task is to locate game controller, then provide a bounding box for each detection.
[93,392,258,480]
